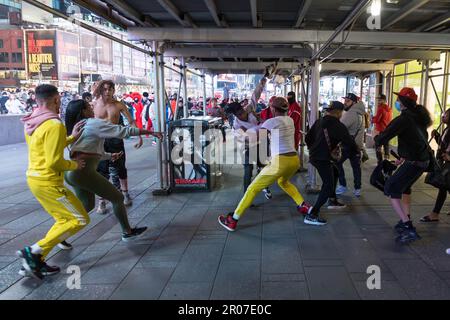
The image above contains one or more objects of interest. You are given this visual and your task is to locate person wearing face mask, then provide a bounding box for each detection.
[420,109,450,223]
[374,87,432,244]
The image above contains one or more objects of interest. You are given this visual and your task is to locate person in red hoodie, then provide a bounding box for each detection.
[260,96,275,122]
[372,94,392,161]
[287,91,302,151]
[130,92,144,129]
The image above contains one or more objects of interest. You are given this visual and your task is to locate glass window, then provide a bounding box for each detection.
[11,52,21,63]
[0,52,8,63]
[17,38,21,49]
[0,39,3,49]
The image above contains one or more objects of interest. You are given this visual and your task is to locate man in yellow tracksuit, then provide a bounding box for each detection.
[17,84,87,280]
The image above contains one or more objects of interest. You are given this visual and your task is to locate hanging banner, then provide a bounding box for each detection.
[57,31,80,81]
[25,30,57,81]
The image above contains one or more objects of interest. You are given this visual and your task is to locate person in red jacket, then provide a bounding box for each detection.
[130,92,144,129]
[260,95,275,122]
[287,91,302,151]
[372,94,392,161]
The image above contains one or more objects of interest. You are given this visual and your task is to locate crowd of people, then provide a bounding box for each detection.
[13,64,449,280]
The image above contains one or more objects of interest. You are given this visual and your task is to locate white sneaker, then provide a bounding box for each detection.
[354,189,361,198]
[263,188,272,200]
[123,193,132,206]
[336,185,347,195]
[97,200,107,214]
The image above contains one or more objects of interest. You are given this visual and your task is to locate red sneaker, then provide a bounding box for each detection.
[218,213,238,232]
[297,202,312,215]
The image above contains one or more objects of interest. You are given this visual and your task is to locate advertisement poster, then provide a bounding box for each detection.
[57,31,80,81]
[25,30,57,81]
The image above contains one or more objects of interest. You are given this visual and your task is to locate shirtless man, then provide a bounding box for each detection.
[93,80,143,213]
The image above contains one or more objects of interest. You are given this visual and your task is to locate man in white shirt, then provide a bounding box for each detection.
[218,97,311,232]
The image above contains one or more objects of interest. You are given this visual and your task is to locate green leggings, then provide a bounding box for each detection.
[65,157,131,232]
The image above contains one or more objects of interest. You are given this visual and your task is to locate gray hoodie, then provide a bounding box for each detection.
[340,101,365,148]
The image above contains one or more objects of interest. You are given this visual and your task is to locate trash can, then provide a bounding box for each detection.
[169,116,223,192]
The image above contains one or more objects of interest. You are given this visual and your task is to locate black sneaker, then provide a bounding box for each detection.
[263,188,272,200]
[19,262,61,277]
[57,240,73,250]
[327,199,347,210]
[16,247,43,280]
[122,227,148,242]
[394,216,412,233]
[304,214,327,226]
[396,227,421,244]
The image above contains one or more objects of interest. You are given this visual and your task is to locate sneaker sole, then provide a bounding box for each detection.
[327,206,347,210]
[264,194,272,200]
[57,244,73,250]
[303,219,327,226]
[16,250,42,281]
[217,216,235,232]
[121,228,148,242]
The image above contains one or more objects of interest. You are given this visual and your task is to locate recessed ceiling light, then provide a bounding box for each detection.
[386,0,399,4]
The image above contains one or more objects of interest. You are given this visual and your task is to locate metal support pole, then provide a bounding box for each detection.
[420,60,430,106]
[202,73,207,116]
[156,45,170,193]
[181,57,189,118]
[307,55,321,192]
[152,41,164,191]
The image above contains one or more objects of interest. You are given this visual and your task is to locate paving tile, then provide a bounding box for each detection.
[262,237,303,274]
[82,245,149,285]
[304,266,360,300]
[353,281,410,300]
[211,259,260,300]
[160,282,212,300]
[59,284,117,300]
[297,229,341,260]
[384,259,450,299]
[262,281,309,300]
[109,266,174,300]
[169,244,223,283]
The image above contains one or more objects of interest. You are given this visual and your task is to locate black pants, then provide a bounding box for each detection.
[243,146,266,192]
[376,141,390,162]
[337,146,361,189]
[384,161,426,199]
[310,159,339,215]
[97,138,127,190]
[433,187,448,214]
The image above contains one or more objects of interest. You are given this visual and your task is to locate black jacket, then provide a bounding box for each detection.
[374,107,430,162]
[306,115,359,161]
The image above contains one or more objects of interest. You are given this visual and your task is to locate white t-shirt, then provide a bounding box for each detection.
[261,116,296,156]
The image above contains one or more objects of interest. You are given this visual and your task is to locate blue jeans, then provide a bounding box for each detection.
[336,146,361,189]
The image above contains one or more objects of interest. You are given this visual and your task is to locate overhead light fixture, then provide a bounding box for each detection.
[386,0,399,4]
[371,0,381,16]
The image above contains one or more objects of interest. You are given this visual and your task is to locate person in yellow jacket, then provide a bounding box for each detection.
[17,84,86,280]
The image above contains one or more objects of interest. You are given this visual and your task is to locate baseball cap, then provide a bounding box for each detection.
[393,87,417,102]
[324,101,345,111]
[342,93,358,103]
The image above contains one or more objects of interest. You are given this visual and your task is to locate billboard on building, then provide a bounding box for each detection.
[57,31,80,81]
[25,30,58,81]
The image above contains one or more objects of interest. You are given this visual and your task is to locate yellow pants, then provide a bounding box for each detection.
[27,180,90,258]
[235,154,304,217]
